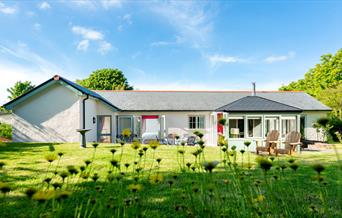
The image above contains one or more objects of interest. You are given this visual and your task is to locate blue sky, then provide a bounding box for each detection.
[0,0,341,104]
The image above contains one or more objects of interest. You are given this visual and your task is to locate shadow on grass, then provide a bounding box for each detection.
[0,162,341,218]
[0,142,59,154]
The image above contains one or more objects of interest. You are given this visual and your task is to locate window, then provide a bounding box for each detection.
[248,117,262,137]
[229,117,244,138]
[281,117,297,137]
[189,116,205,129]
[264,117,279,137]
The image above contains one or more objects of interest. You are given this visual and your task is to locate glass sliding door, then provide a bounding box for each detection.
[117,116,133,139]
[264,116,279,137]
[281,116,297,138]
[247,117,262,138]
[97,115,112,143]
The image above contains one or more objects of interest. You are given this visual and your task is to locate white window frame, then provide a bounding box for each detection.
[228,116,245,139]
[246,115,263,138]
[281,116,297,137]
[188,115,205,129]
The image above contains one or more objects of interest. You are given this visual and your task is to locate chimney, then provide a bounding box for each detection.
[252,82,256,96]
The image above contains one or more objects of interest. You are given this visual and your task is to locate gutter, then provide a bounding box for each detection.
[82,95,89,129]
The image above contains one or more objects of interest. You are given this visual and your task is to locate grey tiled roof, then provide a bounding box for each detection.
[95,91,331,111]
[216,96,302,112]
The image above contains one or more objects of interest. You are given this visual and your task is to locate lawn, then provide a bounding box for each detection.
[0,142,341,217]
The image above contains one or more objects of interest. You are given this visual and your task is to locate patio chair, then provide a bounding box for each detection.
[256,130,280,155]
[276,131,302,155]
[187,136,196,146]
[167,133,176,145]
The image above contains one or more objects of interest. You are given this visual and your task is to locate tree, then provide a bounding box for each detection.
[7,81,35,100]
[280,49,342,117]
[77,68,133,90]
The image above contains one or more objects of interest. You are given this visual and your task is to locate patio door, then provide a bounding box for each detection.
[264,116,279,137]
[97,115,112,143]
[117,116,133,139]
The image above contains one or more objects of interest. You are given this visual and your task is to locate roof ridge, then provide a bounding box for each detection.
[94,90,304,93]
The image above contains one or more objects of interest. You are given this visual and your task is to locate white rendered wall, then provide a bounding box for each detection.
[11,84,80,142]
[302,111,329,141]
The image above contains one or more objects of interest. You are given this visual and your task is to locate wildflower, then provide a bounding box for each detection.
[312,163,325,174]
[240,149,245,154]
[138,149,144,157]
[134,161,138,165]
[186,162,192,168]
[119,140,125,146]
[0,161,6,169]
[202,161,220,173]
[59,171,69,181]
[124,198,131,206]
[95,186,102,192]
[289,163,299,172]
[84,159,92,166]
[269,156,275,162]
[256,157,272,173]
[92,143,99,149]
[25,187,37,198]
[57,152,64,157]
[52,182,61,190]
[110,148,117,155]
[178,149,185,155]
[131,139,141,150]
[92,173,99,182]
[156,158,162,164]
[222,147,227,152]
[167,180,174,187]
[124,163,130,169]
[110,160,120,168]
[0,182,10,194]
[195,131,204,139]
[254,179,262,187]
[67,165,78,175]
[128,183,142,193]
[32,190,55,203]
[181,141,186,146]
[192,187,199,193]
[149,174,164,184]
[223,179,230,185]
[172,175,178,180]
[273,175,279,180]
[288,158,296,164]
[142,146,148,152]
[197,140,205,147]
[253,195,265,203]
[44,178,52,184]
[149,140,160,150]
[136,167,142,173]
[122,128,131,139]
[81,173,89,179]
[56,191,71,201]
[244,141,251,147]
[80,166,86,172]
[191,166,196,172]
[107,174,115,182]
[231,145,236,151]
[45,153,57,163]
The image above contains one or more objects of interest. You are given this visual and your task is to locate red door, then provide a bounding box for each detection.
[217,113,223,135]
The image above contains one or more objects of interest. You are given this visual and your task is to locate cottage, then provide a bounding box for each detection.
[3,75,330,150]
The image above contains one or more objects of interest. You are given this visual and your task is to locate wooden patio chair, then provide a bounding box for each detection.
[276,131,302,155]
[256,130,280,155]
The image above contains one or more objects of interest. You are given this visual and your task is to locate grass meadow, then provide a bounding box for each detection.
[0,141,341,218]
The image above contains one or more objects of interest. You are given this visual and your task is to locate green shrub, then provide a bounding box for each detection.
[0,123,12,139]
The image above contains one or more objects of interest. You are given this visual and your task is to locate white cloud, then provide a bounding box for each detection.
[122,13,132,24]
[150,1,213,48]
[72,26,103,40]
[264,51,296,63]
[98,41,112,54]
[101,0,122,9]
[0,43,69,104]
[0,2,16,14]
[38,1,51,10]
[71,25,113,54]
[207,54,249,66]
[117,13,132,31]
[77,39,89,51]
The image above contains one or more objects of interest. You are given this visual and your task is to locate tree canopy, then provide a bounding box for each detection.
[280,49,342,118]
[7,81,35,100]
[77,68,133,90]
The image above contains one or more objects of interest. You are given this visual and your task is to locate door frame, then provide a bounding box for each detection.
[97,115,112,143]
[117,115,134,138]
